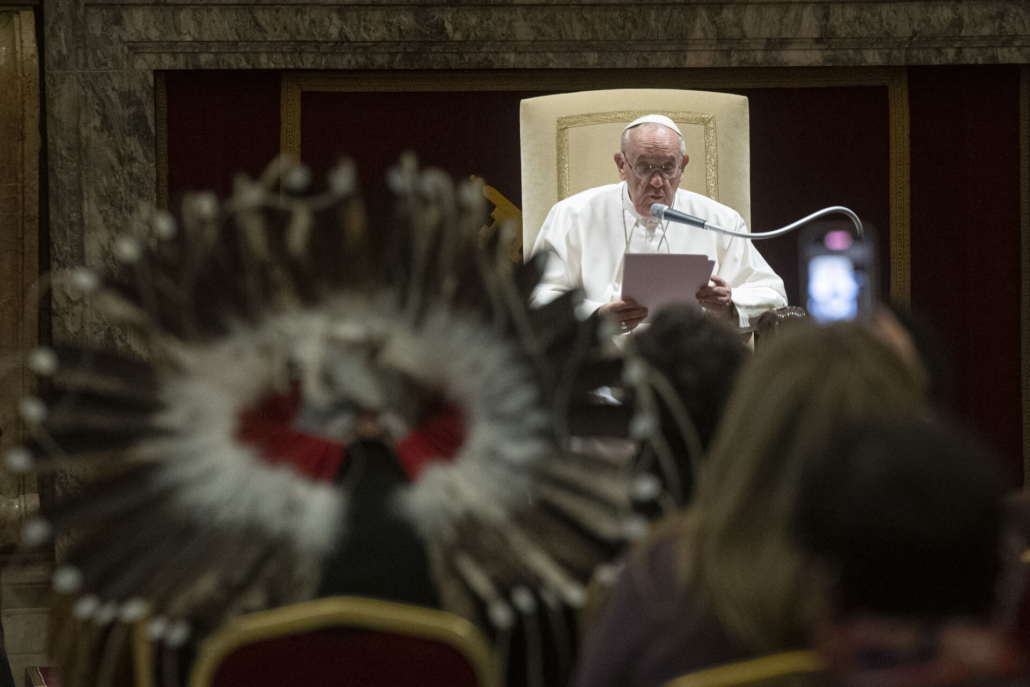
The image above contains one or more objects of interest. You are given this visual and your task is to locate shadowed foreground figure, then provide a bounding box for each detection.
[574,322,927,687]
[797,419,1027,687]
[632,305,746,507]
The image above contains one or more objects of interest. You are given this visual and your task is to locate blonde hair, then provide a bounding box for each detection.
[649,322,927,652]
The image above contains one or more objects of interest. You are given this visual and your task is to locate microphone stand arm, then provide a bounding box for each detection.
[655,204,865,241]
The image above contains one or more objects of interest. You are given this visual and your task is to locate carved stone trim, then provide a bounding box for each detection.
[53,3,1030,71]
[280,67,906,93]
[555,111,717,202]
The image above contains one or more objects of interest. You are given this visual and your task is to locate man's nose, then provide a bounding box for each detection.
[649,174,664,187]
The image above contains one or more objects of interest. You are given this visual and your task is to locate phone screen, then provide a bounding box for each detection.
[800,226,876,323]
[808,254,863,321]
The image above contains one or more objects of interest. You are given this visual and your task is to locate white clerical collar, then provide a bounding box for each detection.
[622,182,661,229]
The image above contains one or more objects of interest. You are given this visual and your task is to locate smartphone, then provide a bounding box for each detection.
[799,222,877,323]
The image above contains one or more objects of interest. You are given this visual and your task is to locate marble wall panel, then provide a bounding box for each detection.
[55,3,1030,73]
[46,69,153,350]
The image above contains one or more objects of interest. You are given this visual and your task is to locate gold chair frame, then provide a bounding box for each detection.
[134,597,499,687]
[664,651,823,687]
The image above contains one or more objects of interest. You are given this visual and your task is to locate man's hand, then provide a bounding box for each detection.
[598,298,649,333]
[696,276,735,320]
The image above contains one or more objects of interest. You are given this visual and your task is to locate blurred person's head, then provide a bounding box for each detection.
[797,418,1004,621]
[634,305,747,501]
[753,306,810,351]
[687,322,927,652]
[796,419,1021,686]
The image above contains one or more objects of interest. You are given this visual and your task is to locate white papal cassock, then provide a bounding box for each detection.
[529,182,788,328]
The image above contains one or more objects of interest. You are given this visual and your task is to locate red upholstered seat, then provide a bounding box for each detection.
[187,597,497,687]
[210,628,479,687]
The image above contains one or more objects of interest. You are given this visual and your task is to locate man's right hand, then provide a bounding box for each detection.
[598,298,649,333]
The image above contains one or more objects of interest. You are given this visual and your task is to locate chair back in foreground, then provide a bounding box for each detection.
[664,651,823,687]
[188,597,498,687]
[519,89,751,257]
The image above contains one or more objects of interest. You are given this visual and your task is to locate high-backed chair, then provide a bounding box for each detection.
[520,89,752,258]
[174,597,497,687]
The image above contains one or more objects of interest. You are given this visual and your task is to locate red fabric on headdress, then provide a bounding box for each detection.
[236,389,346,483]
[236,390,464,484]
[394,399,465,481]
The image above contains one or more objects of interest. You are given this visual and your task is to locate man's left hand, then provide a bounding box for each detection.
[696,276,735,320]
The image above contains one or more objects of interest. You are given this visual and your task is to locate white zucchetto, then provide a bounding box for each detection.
[624,114,682,136]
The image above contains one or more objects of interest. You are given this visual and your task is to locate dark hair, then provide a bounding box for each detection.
[753,306,809,351]
[795,418,1004,619]
[888,305,956,411]
[634,305,746,500]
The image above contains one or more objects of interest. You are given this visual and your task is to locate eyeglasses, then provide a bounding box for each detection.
[627,161,682,180]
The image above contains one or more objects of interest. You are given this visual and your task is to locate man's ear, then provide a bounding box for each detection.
[615,152,628,181]
[682,154,690,169]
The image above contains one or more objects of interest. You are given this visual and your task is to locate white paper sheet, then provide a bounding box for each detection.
[620,253,716,322]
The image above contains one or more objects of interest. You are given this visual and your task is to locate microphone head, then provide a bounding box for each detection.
[650,203,668,219]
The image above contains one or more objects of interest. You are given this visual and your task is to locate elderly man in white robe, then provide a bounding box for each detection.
[530,114,787,333]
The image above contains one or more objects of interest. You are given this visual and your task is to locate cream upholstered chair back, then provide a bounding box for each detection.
[520,89,752,256]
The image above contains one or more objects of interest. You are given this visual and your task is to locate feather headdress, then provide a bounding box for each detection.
[7,156,694,686]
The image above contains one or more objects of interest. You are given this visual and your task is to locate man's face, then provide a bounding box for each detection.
[615,124,687,219]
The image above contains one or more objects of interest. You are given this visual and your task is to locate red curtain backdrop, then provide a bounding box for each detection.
[727,86,891,309]
[164,70,281,202]
[909,66,1023,484]
[163,68,1024,484]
